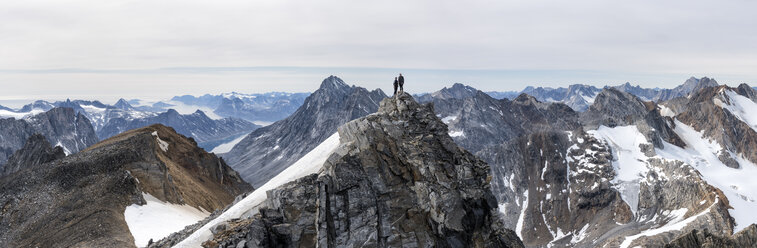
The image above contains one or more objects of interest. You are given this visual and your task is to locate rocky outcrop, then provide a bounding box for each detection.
[665,224,757,248]
[0,134,65,176]
[0,124,252,247]
[224,75,387,187]
[581,88,684,148]
[202,93,523,248]
[0,107,98,165]
[417,84,580,154]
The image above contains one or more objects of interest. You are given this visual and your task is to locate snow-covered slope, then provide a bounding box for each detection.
[588,125,651,215]
[0,108,46,119]
[209,133,248,154]
[124,193,210,247]
[174,132,341,248]
[715,89,757,132]
[658,120,757,232]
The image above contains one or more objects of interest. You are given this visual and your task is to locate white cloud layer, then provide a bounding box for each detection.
[0,0,756,102]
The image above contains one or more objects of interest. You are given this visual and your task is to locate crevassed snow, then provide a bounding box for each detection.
[588,125,650,215]
[125,193,209,248]
[210,134,248,154]
[656,120,757,232]
[718,90,757,132]
[151,131,169,152]
[0,108,45,119]
[174,132,341,248]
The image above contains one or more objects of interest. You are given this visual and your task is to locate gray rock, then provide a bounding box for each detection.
[203,93,523,248]
[0,107,98,166]
[0,134,65,176]
[0,124,251,247]
[224,75,387,188]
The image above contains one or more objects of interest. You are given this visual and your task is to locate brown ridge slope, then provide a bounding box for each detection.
[0,124,251,248]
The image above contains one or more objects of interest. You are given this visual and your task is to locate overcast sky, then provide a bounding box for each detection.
[1,0,756,106]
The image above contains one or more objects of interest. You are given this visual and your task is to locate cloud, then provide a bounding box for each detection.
[0,0,756,100]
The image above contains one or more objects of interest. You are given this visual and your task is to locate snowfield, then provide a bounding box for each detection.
[210,133,248,154]
[174,132,341,248]
[124,193,210,248]
[657,120,757,232]
[716,89,757,132]
[588,118,757,244]
[0,108,45,119]
[588,125,650,214]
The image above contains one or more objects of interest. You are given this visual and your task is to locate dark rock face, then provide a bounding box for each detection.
[0,134,65,176]
[417,84,737,247]
[417,84,580,155]
[224,76,387,187]
[98,109,259,151]
[581,88,685,148]
[665,224,757,248]
[676,85,757,164]
[481,130,635,247]
[654,77,719,102]
[0,124,252,247]
[203,93,523,248]
[0,107,98,165]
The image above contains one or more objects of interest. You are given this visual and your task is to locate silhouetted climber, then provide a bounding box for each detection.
[398,73,404,92]
[393,77,399,95]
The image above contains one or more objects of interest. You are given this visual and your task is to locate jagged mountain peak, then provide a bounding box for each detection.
[113,98,133,110]
[164,108,180,116]
[317,75,350,91]
[677,76,719,95]
[192,109,208,116]
[196,92,522,247]
[224,77,386,187]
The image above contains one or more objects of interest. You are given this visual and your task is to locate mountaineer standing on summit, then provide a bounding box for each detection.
[398,73,404,92]
[393,77,399,96]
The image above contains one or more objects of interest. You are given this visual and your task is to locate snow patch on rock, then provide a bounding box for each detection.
[151,131,169,152]
[174,132,341,248]
[124,193,210,248]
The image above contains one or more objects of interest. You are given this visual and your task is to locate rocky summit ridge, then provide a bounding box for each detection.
[200,92,524,248]
[224,75,387,188]
[0,124,251,247]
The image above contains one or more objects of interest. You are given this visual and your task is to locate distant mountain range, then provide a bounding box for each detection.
[156,91,309,124]
[0,98,261,152]
[3,75,757,247]
[477,76,720,111]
